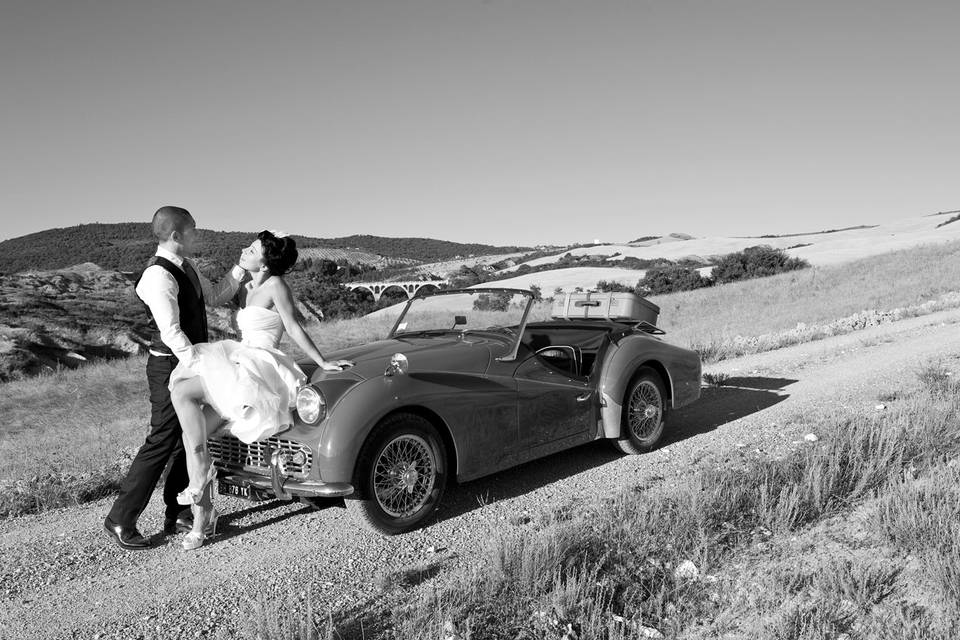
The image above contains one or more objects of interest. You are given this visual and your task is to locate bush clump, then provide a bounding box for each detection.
[639,265,712,295]
[626,245,809,297]
[711,245,809,284]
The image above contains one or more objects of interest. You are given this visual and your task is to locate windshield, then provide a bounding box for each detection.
[390,290,533,338]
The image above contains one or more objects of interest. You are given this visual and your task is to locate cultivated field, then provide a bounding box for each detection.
[496,210,960,274]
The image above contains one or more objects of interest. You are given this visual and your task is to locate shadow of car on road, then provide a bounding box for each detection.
[665,376,797,445]
[431,375,797,526]
[208,495,318,544]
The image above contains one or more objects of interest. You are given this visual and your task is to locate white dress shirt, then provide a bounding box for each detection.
[135,246,244,365]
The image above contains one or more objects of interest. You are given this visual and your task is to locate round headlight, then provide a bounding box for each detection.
[296,386,326,424]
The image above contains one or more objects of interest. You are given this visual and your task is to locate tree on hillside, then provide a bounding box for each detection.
[473,292,513,312]
[449,265,488,289]
[596,280,634,293]
[638,265,711,296]
[711,245,808,284]
[0,223,528,275]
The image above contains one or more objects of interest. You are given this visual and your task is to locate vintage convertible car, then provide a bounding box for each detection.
[209,288,701,534]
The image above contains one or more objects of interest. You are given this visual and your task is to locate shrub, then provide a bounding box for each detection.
[712,245,809,284]
[595,279,633,293]
[473,292,513,312]
[639,265,712,295]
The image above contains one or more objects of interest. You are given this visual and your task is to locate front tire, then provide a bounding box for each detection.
[346,413,447,535]
[612,367,667,455]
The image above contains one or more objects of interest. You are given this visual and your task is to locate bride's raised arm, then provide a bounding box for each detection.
[272,279,348,371]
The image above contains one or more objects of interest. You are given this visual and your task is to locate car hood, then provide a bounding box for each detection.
[310,334,503,383]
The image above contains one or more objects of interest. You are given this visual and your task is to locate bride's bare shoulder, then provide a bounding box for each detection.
[264,275,294,299]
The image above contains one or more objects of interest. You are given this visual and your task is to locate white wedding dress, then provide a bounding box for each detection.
[169,305,306,443]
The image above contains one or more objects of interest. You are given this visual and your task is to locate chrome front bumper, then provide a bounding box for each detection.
[217,445,353,500]
[218,471,354,500]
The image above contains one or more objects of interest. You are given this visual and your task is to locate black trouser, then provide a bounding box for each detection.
[107,354,189,526]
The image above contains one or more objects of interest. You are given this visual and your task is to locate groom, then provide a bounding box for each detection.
[103,206,246,550]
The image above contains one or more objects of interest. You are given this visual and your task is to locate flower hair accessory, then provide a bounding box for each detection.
[267,229,289,238]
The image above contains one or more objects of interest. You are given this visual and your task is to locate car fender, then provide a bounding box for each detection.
[314,370,515,486]
[598,335,701,439]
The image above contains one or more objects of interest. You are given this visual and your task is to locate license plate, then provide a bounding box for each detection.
[218,480,262,501]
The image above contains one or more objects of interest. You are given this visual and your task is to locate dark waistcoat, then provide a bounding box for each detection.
[135,256,208,355]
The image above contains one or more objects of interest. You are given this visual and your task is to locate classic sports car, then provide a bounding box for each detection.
[209,288,701,534]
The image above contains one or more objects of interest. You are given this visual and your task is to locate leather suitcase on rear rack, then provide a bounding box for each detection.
[551,291,659,324]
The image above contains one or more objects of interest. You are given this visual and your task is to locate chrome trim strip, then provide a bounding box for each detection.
[220,473,354,498]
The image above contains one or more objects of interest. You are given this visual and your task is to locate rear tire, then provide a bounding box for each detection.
[612,367,667,455]
[346,413,447,535]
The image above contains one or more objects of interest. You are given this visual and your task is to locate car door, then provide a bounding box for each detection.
[514,349,597,455]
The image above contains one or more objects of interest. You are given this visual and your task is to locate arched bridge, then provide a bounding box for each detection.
[344,280,448,302]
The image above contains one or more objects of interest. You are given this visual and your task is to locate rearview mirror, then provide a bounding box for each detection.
[452,315,467,328]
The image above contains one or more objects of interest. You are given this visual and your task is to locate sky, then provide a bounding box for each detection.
[1,0,957,247]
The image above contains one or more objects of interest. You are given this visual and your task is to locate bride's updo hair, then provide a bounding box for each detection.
[257,230,298,276]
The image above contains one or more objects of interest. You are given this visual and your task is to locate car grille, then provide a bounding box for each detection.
[208,434,312,480]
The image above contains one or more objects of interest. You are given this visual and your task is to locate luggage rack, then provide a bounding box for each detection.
[550,291,662,327]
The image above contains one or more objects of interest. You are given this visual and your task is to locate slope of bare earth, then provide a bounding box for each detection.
[0,264,332,381]
[0,263,152,380]
[0,264,242,382]
[3,305,960,639]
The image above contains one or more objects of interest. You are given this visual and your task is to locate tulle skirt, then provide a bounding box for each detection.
[169,340,307,443]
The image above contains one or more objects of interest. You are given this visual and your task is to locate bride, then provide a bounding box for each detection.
[169,230,351,550]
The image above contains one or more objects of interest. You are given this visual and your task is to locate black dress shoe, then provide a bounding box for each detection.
[103,517,151,550]
[163,512,194,536]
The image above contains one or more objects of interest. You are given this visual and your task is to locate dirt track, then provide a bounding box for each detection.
[4,307,960,640]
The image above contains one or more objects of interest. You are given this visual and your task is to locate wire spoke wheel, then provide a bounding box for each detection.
[372,434,437,518]
[628,380,663,441]
[612,368,667,455]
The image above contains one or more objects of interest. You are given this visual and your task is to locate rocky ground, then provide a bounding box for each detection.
[0,263,245,382]
[0,264,334,382]
[0,263,149,379]
[3,307,960,639]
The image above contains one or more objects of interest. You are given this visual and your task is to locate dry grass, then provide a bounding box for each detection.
[651,240,960,360]
[0,357,147,517]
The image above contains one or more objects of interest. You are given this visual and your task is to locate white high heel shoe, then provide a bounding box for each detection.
[182,506,220,551]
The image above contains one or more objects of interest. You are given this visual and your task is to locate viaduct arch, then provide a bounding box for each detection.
[344,280,447,302]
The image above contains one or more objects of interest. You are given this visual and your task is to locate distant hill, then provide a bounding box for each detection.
[0,223,529,275]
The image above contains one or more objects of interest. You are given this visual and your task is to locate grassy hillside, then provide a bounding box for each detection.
[651,239,960,357]
[495,211,960,274]
[0,223,527,275]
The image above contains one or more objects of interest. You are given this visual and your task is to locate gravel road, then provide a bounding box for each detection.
[4,307,960,640]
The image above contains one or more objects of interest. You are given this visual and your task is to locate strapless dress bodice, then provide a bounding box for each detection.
[237,306,283,350]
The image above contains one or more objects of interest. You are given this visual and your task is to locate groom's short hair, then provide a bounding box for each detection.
[152,206,194,241]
